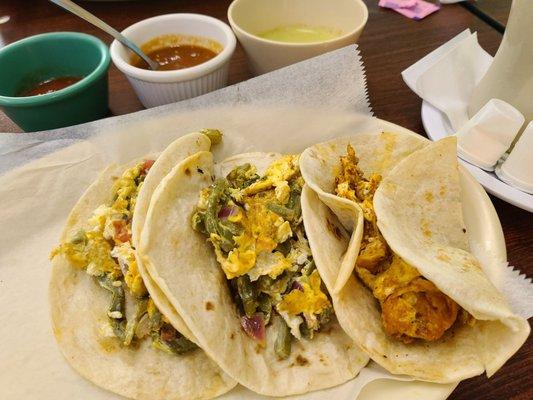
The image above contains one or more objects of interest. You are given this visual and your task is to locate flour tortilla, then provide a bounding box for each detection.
[139,151,369,396]
[299,136,530,383]
[131,132,212,342]
[299,131,428,292]
[49,136,236,400]
[131,132,211,247]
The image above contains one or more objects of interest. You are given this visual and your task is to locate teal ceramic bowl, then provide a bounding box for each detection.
[0,32,110,132]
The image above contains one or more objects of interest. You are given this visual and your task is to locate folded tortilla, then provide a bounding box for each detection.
[132,132,212,342]
[49,133,236,400]
[139,150,369,396]
[300,131,428,292]
[299,133,530,382]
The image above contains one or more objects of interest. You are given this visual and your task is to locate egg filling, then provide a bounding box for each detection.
[335,145,472,343]
[192,155,333,359]
[51,160,197,355]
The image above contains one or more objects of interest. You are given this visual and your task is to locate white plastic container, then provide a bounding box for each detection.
[455,99,524,171]
[496,121,533,194]
[110,14,236,108]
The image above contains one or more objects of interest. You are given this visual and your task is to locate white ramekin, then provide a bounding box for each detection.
[228,0,368,75]
[110,14,236,108]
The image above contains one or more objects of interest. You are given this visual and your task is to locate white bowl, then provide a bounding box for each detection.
[228,0,368,75]
[110,14,236,108]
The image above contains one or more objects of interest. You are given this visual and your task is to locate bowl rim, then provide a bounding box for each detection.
[227,0,368,47]
[0,32,110,107]
[110,13,237,83]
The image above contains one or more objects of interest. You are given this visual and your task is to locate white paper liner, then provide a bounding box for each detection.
[0,45,371,174]
[0,43,527,400]
[0,45,454,400]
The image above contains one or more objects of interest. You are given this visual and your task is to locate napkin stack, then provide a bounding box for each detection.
[402,29,492,131]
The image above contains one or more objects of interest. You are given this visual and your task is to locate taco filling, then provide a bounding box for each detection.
[192,155,333,359]
[335,145,470,343]
[51,160,197,355]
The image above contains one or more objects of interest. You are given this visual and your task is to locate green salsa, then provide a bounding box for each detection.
[257,25,341,43]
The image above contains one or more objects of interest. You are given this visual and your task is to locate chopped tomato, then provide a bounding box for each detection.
[141,159,155,175]
[113,220,131,243]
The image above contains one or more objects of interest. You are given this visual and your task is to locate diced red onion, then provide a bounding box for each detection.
[218,205,239,220]
[291,281,304,291]
[241,314,266,345]
[160,324,177,342]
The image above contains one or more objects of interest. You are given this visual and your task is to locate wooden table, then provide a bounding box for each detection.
[472,0,512,25]
[0,1,531,399]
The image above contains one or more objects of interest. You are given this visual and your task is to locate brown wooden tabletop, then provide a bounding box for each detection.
[469,0,512,25]
[0,1,531,399]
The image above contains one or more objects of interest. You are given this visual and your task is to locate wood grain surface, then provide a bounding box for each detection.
[470,0,512,25]
[0,1,530,399]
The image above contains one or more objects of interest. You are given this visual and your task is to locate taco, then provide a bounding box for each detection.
[139,151,369,396]
[49,132,236,400]
[299,133,530,382]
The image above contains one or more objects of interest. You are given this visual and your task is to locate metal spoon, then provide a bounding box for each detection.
[49,0,159,70]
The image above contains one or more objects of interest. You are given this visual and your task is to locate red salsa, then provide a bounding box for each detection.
[18,76,82,97]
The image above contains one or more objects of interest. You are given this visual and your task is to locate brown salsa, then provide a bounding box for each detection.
[131,35,221,71]
[18,76,82,97]
[133,44,217,71]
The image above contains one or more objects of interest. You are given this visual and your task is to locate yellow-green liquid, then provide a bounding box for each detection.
[257,25,341,43]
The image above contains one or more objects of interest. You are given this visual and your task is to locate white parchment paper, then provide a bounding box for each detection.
[0,45,370,173]
[0,44,469,400]
[0,106,458,400]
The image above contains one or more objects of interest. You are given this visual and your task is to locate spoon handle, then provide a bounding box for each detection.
[49,0,159,70]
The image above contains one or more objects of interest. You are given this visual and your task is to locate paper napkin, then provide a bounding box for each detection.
[402,29,492,131]
[379,0,440,20]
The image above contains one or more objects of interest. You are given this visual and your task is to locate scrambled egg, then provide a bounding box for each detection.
[335,145,460,343]
[51,230,117,276]
[247,251,294,282]
[275,181,291,204]
[211,156,301,279]
[52,161,150,297]
[213,232,257,278]
[373,256,458,342]
[52,157,199,355]
[242,155,299,196]
[193,155,333,350]
[243,193,281,254]
[111,243,147,297]
[276,220,292,243]
[277,270,330,317]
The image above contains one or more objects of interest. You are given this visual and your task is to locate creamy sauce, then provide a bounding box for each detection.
[257,25,341,43]
[131,34,222,71]
[18,76,82,97]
